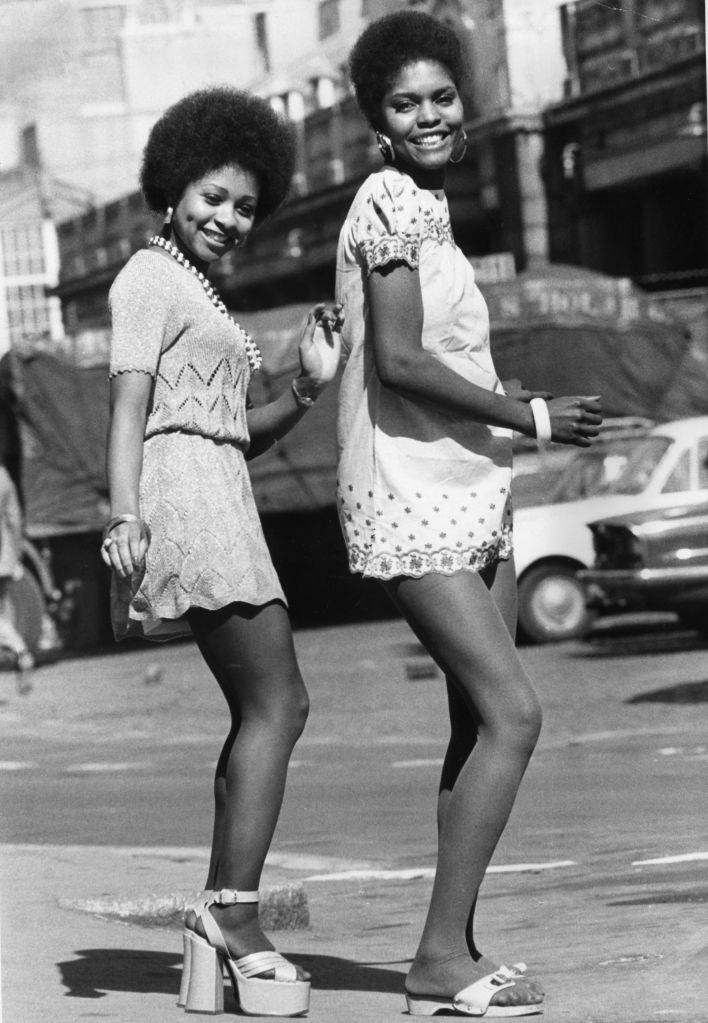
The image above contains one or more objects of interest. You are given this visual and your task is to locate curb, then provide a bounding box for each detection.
[58,882,310,931]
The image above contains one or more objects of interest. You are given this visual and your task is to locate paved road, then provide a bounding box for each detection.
[1,616,706,1022]
[2,616,706,863]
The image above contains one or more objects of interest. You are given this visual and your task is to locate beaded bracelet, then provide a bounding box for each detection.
[530,398,552,450]
[102,513,142,542]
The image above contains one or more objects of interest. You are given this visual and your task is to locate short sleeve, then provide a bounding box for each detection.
[109,253,174,378]
[354,172,422,274]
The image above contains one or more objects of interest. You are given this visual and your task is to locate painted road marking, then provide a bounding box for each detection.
[0,761,36,771]
[392,758,444,768]
[304,860,577,882]
[633,852,708,866]
[0,844,377,873]
[306,868,435,882]
[64,761,154,773]
[267,852,377,872]
[658,746,707,757]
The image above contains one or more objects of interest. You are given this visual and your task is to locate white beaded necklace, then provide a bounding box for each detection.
[148,234,262,373]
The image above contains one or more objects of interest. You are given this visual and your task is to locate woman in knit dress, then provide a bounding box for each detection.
[102,87,341,1017]
[336,12,602,1018]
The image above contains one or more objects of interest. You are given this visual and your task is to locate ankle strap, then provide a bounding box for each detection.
[210,888,259,905]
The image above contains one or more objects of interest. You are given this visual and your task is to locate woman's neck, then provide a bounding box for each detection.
[391,160,446,192]
[168,227,211,276]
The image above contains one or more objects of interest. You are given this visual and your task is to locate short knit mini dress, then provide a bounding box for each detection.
[335,166,513,581]
[108,248,285,640]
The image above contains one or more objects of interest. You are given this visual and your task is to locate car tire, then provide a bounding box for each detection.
[4,570,45,655]
[517,562,596,644]
[678,609,708,637]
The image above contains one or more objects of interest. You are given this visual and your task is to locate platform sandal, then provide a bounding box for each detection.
[181,888,310,1016]
[405,964,543,1018]
[177,891,212,1008]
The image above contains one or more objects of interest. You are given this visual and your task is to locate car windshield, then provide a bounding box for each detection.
[534,435,673,504]
[595,435,673,495]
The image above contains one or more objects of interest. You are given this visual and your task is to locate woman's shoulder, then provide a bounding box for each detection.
[355,167,420,210]
[110,248,179,303]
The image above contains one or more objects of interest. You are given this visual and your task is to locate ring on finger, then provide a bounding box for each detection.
[101,536,115,552]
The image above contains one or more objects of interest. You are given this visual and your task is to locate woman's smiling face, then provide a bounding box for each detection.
[379,59,464,188]
[171,163,260,267]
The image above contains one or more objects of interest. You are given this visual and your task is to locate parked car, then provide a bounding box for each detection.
[511,416,708,643]
[581,501,708,635]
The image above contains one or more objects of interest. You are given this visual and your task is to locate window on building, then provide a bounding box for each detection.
[319,0,340,40]
[81,4,125,48]
[254,12,271,72]
[5,285,51,346]
[1,225,45,277]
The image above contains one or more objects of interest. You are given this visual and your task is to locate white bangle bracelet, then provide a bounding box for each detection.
[530,398,552,450]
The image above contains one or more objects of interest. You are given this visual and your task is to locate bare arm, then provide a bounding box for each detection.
[246,303,342,460]
[246,385,314,460]
[103,371,152,578]
[368,262,601,445]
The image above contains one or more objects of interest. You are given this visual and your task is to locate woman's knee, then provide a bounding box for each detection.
[283,678,310,739]
[503,689,542,755]
[252,670,309,742]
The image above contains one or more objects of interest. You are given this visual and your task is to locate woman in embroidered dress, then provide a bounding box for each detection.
[102,87,341,1018]
[336,12,602,1018]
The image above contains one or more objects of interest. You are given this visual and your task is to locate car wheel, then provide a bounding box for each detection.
[518,562,596,644]
[5,571,45,655]
[678,609,708,637]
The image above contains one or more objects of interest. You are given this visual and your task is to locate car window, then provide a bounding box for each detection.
[661,449,691,493]
[542,435,668,502]
[600,436,672,495]
[699,437,708,490]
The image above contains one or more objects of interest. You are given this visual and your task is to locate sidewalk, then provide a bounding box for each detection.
[2,840,706,1023]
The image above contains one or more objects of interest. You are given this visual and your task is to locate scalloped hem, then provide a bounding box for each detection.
[108,366,155,379]
[347,532,513,582]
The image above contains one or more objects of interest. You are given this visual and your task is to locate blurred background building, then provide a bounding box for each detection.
[0,0,705,652]
[1,0,705,355]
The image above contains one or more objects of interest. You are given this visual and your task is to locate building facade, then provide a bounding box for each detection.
[544,0,707,301]
[0,161,91,358]
[7,0,703,347]
[54,0,575,332]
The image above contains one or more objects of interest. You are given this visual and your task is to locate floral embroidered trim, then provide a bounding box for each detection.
[347,527,513,581]
[420,207,454,247]
[361,234,420,272]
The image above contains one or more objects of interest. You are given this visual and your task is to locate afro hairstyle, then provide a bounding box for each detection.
[348,10,466,130]
[140,86,295,222]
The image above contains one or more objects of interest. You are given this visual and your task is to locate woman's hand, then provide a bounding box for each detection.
[101,519,149,580]
[503,378,553,403]
[547,396,603,447]
[297,302,344,393]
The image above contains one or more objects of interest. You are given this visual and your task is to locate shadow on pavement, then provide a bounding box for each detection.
[293,953,408,993]
[576,624,708,660]
[626,678,708,704]
[57,948,408,1001]
[58,948,181,999]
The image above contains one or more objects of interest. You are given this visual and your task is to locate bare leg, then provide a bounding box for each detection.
[186,600,309,967]
[434,559,543,997]
[384,566,543,1008]
[190,634,240,890]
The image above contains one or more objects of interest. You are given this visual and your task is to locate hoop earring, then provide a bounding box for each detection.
[376,131,396,164]
[449,129,468,164]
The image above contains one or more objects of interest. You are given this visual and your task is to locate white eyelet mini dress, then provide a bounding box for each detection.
[108,249,285,641]
[335,167,513,581]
